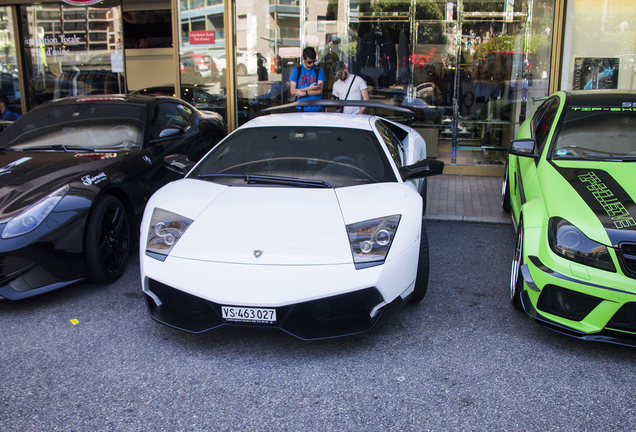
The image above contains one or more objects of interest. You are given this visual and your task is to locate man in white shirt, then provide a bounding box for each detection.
[330,61,369,115]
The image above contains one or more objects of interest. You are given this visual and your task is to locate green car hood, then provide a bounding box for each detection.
[540,160,636,247]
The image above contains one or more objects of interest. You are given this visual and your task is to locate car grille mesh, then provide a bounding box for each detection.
[617,242,636,279]
[310,288,383,321]
[148,279,212,316]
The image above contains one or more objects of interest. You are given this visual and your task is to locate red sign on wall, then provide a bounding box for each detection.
[189,31,215,45]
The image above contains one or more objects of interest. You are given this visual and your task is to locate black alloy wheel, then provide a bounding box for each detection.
[85,195,131,284]
[510,218,524,310]
[502,163,511,212]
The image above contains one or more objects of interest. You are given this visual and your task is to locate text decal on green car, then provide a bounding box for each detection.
[578,170,636,229]
[553,167,636,243]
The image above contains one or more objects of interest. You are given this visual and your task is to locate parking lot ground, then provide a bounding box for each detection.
[1,221,635,431]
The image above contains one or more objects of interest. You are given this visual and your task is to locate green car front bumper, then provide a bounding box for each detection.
[520,225,636,347]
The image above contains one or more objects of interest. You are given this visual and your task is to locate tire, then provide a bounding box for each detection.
[510,218,524,310]
[237,64,248,76]
[85,195,131,284]
[409,220,430,303]
[502,164,511,212]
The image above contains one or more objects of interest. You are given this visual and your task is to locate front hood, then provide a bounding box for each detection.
[543,160,636,246]
[0,150,124,217]
[169,184,353,265]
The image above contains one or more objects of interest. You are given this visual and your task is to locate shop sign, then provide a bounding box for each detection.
[61,0,103,5]
[189,31,215,45]
[24,34,82,57]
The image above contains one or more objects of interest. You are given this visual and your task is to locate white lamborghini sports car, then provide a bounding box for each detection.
[140,104,444,340]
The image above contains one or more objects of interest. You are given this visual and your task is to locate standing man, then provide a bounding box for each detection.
[289,47,325,111]
[330,61,369,115]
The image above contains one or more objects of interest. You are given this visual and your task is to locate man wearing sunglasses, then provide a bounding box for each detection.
[289,47,325,111]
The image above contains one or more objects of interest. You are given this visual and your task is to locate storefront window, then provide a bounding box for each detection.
[236,0,555,170]
[0,7,21,115]
[561,0,636,91]
[177,0,228,125]
[20,2,124,111]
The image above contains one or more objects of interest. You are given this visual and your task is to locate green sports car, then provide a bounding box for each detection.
[503,90,636,347]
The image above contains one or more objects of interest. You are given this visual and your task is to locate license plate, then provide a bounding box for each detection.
[222,306,276,324]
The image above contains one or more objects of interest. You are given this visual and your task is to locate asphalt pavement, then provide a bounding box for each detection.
[1,221,635,431]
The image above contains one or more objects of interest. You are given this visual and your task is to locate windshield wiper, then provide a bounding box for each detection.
[20,144,95,152]
[245,174,331,188]
[197,173,331,188]
[198,173,245,179]
[596,156,636,162]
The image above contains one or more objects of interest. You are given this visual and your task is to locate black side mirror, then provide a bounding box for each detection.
[508,138,538,158]
[398,159,445,181]
[163,154,195,176]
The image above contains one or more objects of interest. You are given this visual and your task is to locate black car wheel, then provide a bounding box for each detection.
[510,218,524,310]
[409,220,429,303]
[85,195,131,284]
[502,164,511,212]
[237,64,248,76]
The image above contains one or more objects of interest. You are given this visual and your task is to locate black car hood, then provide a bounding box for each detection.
[0,150,130,219]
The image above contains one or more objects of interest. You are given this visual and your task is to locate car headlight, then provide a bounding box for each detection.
[346,215,401,269]
[2,184,70,239]
[145,208,193,259]
[548,217,615,272]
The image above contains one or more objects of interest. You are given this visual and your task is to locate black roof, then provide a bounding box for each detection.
[565,90,636,107]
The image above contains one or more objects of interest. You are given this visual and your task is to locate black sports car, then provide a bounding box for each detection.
[0,94,226,300]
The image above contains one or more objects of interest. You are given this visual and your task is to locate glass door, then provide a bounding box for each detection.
[456,0,553,166]
[19,2,125,111]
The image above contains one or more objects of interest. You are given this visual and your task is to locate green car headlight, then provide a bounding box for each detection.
[548,217,615,272]
[347,215,401,269]
[145,208,193,259]
[2,184,70,239]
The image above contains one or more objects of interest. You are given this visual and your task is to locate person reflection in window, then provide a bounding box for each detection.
[257,58,268,81]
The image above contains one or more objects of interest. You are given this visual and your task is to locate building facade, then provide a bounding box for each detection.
[0,0,634,175]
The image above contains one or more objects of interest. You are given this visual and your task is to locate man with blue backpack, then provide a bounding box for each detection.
[289,47,325,111]
[0,95,19,121]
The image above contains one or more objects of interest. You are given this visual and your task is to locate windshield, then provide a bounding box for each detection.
[189,126,397,187]
[0,102,145,151]
[552,108,636,160]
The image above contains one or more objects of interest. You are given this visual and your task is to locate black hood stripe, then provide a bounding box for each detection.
[551,164,636,246]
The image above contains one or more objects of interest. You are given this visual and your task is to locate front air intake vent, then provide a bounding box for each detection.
[618,242,636,279]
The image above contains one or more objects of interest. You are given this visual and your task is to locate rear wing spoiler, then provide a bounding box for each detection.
[262,100,414,124]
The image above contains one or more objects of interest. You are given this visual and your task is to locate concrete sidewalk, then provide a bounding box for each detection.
[424,174,511,224]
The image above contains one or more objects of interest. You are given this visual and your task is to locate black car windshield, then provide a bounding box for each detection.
[189,126,397,187]
[552,108,636,160]
[0,102,145,151]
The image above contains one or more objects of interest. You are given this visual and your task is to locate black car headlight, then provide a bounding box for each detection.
[548,217,615,272]
[145,208,193,259]
[2,184,70,239]
[347,215,401,269]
